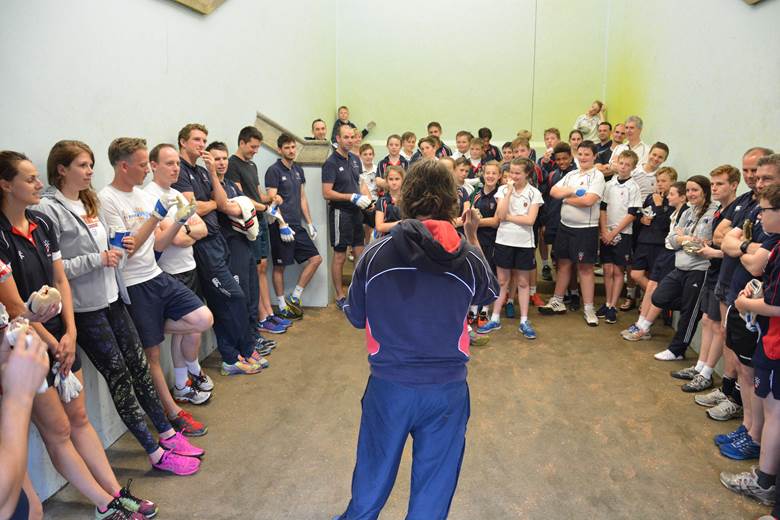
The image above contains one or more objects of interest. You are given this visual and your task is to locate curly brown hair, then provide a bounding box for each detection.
[400,159,458,222]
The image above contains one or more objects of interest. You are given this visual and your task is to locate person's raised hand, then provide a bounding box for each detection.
[463,208,480,239]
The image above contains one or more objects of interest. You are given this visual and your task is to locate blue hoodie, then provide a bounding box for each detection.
[345,219,498,385]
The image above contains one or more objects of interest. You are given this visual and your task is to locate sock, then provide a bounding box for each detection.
[490,313,501,323]
[733,383,743,406]
[185,359,201,376]
[570,288,579,296]
[507,298,514,304]
[521,316,528,324]
[470,305,478,314]
[722,376,736,397]
[637,317,652,331]
[757,469,776,490]
[584,303,594,312]
[552,294,564,303]
[695,360,705,372]
[174,367,188,389]
[530,286,537,295]
[292,285,304,299]
[277,295,287,309]
[626,287,636,298]
[543,259,550,267]
[700,365,714,379]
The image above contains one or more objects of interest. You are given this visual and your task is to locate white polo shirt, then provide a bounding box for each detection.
[555,167,606,228]
[494,183,543,248]
[611,141,650,168]
[602,177,643,234]
[631,165,658,200]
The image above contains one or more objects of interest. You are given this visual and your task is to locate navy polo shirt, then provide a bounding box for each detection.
[173,158,221,237]
[265,159,305,224]
[718,191,756,300]
[376,194,401,224]
[377,155,408,179]
[0,210,63,334]
[472,186,499,244]
[637,193,673,245]
[322,150,362,210]
[436,143,453,158]
[216,179,245,241]
[727,203,778,304]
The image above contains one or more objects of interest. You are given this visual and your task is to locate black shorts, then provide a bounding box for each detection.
[172,268,202,299]
[477,235,497,274]
[329,206,364,252]
[754,366,780,400]
[725,305,758,367]
[701,286,721,321]
[269,222,320,266]
[126,273,204,349]
[714,280,727,303]
[494,244,536,270]
[600,234,632,266]
[553,224,598,264]
[649,249,675,282]
[250,218,270,262]
[544,227,557,246]
[633,242,664,272]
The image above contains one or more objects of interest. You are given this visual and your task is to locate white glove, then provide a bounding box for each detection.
[52,362,83,403]
[153,195,177,220]
[351,193,372,209]
[279,224,296,242]
[5,319,48,394]
[174,195,197,224]
[266,202,283,222]
[306,223,318,240]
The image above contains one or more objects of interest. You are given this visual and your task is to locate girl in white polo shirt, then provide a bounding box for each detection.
[478,158,543,339]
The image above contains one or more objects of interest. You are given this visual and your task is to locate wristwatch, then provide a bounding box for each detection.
[184,224,191,235]
[740,240,750,254]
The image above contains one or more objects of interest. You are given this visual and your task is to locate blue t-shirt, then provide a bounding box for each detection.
[173,158,221,237]
[264,159,305,225]
[322,150,362,210]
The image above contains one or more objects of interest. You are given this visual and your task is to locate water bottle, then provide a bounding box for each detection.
[109,228,130,270]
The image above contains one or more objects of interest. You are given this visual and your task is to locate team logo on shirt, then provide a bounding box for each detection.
[281,176,287,181]
[578,251,585,261]
[17,251,24,261]
[755,376,761,389]
[42,239,50,256]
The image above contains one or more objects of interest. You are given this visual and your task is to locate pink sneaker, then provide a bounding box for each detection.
[152,449,200,476]
[159,431,205,458]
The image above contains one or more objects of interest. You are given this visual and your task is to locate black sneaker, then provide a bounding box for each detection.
[595,304,609,319]
[605,307,618,324]
[541,265,552,281]
[568,294,581,312]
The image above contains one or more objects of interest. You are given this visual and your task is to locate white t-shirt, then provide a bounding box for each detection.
[602,177,643,235]
[60,197,119,303]
[611,141,650,168]
[631,165,658,200]
[574,114,600,141]
[98,185,162,287]
[142,182,197,275]
[494,183,543,248]
[555,167,606,228]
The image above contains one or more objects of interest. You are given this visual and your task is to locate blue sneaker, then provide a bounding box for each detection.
[277,306,302,321]
[336,297,347,311]
[288,295,303,315]
[720,434,760,460]
[477,320,501,334]
[519,321,537,339]
[714,424,748,446]
[595,304,609,319]
[257,319,286,334]
[505,302,515,319]
[605,307,618,324]
[269,315,292,328]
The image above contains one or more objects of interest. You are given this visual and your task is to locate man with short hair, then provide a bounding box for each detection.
[322,125,369,309]
[172,124,269,376]
[310,119,327,140]
[596,122,625,177]
[608,116,649,172]
[427,121,452,157]
[264,133,323,319]
[99,137,213,434]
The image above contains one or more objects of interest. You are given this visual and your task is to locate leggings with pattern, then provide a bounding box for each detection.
[75,300,171,454]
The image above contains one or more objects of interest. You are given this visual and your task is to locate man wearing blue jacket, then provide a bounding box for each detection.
[335,159,499,520]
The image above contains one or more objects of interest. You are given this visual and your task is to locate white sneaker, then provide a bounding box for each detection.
[707,399,744,421]
[654,349,684,361]
[539,298,567,315]
[173,384,212,405]
[584,308,599,327]
[695,388,728,407]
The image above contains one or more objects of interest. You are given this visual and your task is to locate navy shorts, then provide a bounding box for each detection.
[633,242,664,271]
[725,305,758,367]
[329,206,364,252]
[553,224,598,264]
[600,234,632,266]
[493,244,536,270]
[649,249,675,282]
[126,273,204,349]
[754,366,780,400]
[250,218,270,262]
[701,286,721,321]
[268,221,319,266]
[171,268,202,299]
[477,234,497,274]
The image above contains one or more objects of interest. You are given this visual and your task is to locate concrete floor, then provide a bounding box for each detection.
[44,306,768,519]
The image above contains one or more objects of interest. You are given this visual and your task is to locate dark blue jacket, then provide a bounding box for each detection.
[345,219,498,385]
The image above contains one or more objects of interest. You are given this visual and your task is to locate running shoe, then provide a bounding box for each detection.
[539,298,567,315]
[159,431,205,458]
[541,264,552,281]
[117,479,158,518]
[188,371,214,392]
[682,374,713,392]
[695,388,729,407]
[477,320,501,334]
[720,467,776,505]
[654,349,684,361]
[335,297,347,311]
[529,293,545,307]
[250,350,270,369]
[255,342,273,357]
[621,324,651,341]
[477,311,489,328]
[96,499,146,519]
[605,307,618,324]
[287,295,304,315]
[505,302,516,319]
[277,306,302,321]
[257,318,286,334]
[151,449,200,476]
[595,304,609,319]
[671,365,699,380]
[519,321,537,339]
[714,424,748,446]
[584,308,599,327]
[173,384,211,405]
[568,294,581,311]
[720,434,760,460]
[220,358,262,376]
[707,399,743,421]
[169,410,207,437]
[269,314,292,328]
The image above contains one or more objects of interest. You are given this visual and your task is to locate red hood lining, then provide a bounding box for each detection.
[422,220,460,253]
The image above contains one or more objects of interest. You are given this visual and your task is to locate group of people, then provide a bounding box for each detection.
[1,101,779,519]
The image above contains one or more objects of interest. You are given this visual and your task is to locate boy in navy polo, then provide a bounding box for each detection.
[264,133,323,319]
[322,125,371,309]
[334,159,498,520]
[427,121,452,157]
